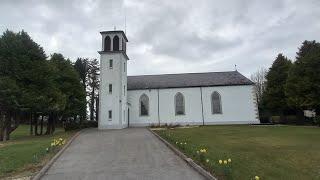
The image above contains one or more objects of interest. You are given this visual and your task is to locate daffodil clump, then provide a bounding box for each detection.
[51,138,66,147]
[218,158,232,165]
[196,148,208,162]
[254,175,260,180]
[46,137,66,153]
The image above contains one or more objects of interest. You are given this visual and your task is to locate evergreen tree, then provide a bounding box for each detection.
[74,58,88,91]
[49,53,86,131]
[285,40,320,115]
[263,53,292,117]
[87,59,100,121]
[0,30,49,139]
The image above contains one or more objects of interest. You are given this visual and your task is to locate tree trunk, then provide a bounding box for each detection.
[2,112,11,141]
[90,87,95,121]
[34,113,40,136]
[40,115,44,135]
[30,113,33,135]
[45,113,53,135]
[0,112,4,141]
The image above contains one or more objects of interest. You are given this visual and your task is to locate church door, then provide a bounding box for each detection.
[127,108,130,127]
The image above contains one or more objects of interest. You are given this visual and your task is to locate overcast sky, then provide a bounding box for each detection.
[0,0,319,77]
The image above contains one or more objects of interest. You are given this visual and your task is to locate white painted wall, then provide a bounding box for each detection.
[98,32,128,129]
[127,85,259,126]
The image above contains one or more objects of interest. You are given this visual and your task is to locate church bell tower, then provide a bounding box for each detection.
[98,30,129,129]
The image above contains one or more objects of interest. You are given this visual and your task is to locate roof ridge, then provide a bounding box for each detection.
[128,71,237,77]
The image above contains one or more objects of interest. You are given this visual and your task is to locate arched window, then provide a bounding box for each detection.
[139,94,149,116]
[104,36,111,51]
[175,92,185,115]
[113,35,119,51]
[211,91,222,114]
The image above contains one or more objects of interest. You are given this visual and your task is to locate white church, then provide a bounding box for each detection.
[98,30,259,129]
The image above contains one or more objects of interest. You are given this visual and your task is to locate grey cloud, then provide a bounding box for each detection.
[0,0,320,77]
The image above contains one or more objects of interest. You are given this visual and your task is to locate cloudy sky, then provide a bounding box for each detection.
[0,0,319,77]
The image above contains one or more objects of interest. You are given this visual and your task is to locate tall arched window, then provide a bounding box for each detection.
[113,35,119,51]
[175,92,185,115]
[211,91,222,114]
[139,94,149,116]
[104,36,111,51]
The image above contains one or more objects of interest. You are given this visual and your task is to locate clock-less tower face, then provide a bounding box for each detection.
[98,30,129,129]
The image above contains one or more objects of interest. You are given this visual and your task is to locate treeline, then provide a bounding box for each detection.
[251,40,320,125]
[0,30,99,141]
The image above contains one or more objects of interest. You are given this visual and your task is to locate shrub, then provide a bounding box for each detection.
[271,116,281,124]
[64,120,98,131]
[314,116,320,127]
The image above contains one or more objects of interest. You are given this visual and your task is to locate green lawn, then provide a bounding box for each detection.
[0,125,77,178]
[155,125,320,180]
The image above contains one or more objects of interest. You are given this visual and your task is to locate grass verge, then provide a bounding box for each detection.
[154,125,320,180]
[0,125,77,179]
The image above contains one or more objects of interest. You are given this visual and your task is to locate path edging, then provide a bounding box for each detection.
[148,128,217,180]
[32,129,85,180]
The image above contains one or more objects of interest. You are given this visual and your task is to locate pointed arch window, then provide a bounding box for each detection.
[175,92,185,115]
[211,91,222,114]
[139,94,149,116]
[113,35,119,51]
[104,36,111,51]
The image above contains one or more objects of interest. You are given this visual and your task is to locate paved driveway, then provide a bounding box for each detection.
[41,128,205,180]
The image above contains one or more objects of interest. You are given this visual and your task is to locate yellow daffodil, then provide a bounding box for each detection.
[184,142,187,145]
[176,142,178,144]
[196,151,199,154]
[180,142,183,145]
[228,158,231,163]
[255,176,260,180]
[206,159,209,163]
[223,160,227,164]
[219,160,222,164]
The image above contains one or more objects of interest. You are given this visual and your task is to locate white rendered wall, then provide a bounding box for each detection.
[127,89,159,126]
[201,85,258,124]
[127,85,259,126]
[99,53,128,129]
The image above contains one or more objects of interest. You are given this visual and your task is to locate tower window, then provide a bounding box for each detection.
[108,110,112,119]
[109,59,113,69]
[124,62,126,72]
[104,36,111,51]
[113,35,119,51]
[124,85,126,96]
[109,84,112,94]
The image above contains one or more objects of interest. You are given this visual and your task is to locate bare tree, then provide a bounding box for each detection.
[250,67,267,106]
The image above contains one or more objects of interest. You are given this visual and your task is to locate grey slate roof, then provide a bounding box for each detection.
[127,71,253,90]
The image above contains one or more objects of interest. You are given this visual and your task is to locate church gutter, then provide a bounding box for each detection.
[157,89,160,126]
[200,87,205,125]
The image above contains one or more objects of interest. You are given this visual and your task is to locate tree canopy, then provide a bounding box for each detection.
[263,53,292,115]
[285,40,320,113]
[0,30,87,140]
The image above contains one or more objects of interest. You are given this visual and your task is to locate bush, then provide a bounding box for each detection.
[64,120,98,131]
[271,116,281,124]
[314,116,320,127]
